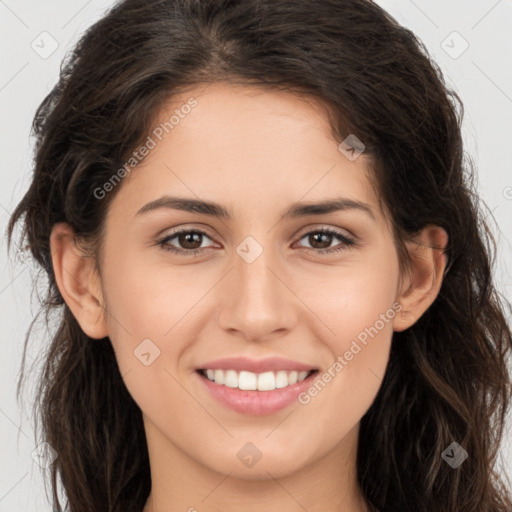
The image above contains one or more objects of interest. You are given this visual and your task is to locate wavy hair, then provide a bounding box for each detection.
[6,0,512,510]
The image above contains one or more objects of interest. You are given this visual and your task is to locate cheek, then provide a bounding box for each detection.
[296,241,400,344]
[99,257,204,422]
[101,244,206,347]
[293,247,399,421]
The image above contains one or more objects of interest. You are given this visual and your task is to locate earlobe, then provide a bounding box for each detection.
[394,224,449,332]
[50,222,109,339]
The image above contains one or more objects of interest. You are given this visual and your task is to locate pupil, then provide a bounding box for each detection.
[180,231,202,249]
[311,232,331,249]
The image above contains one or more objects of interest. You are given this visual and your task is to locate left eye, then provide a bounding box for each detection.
[296,228,356,253]
[157,228,356,256]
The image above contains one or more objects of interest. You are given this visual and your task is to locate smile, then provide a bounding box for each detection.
[198,368,316,391]
[196,368,319,415]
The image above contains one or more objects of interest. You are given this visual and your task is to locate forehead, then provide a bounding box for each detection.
[109,82,386,227]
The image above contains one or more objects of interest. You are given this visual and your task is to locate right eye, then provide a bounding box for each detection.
[157,229,217,256]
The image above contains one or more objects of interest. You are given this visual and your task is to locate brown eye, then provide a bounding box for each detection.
[158,229,216,256]
[307,231,334,249]
[296,228,356,254]
[176,231,204,250]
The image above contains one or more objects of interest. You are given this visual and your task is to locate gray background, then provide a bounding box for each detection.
[1,0,511,509]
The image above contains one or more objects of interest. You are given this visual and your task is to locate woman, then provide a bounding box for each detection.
[7,0,512,510]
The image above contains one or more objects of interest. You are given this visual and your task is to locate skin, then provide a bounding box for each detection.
[50,82,448,512]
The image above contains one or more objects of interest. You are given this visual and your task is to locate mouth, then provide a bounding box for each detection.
[196,368,319,391]
[195,367,319,415]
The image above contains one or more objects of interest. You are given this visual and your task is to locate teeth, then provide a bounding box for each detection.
[298,371,309,382]
[239,370,257,390]
[224,369,238,388]
[213,369,224,385]
[202,368,312,390]
[257,371,275,391]
[275,370,289,388]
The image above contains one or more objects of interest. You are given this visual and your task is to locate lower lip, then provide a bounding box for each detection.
[196,370,318,416]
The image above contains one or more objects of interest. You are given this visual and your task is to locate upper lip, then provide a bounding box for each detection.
[197,356,318,373]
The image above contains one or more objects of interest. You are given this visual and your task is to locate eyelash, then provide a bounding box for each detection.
[156,227,356,257]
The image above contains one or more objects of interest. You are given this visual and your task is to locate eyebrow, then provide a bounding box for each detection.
[136,195,376,221]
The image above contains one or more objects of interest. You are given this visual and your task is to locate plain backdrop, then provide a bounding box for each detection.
[1,0,511,510]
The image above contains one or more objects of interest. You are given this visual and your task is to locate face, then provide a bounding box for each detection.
[95,82,402,480]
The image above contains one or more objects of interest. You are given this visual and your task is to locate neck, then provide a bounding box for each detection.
[142,419,370,512]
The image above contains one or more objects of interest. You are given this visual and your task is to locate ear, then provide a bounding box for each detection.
[50,222,108,339]
[393,224,449,332]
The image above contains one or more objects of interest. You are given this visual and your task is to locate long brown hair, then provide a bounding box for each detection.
[6,0,512,510]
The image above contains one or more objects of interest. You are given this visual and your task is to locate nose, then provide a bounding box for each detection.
[216,240,298,342]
